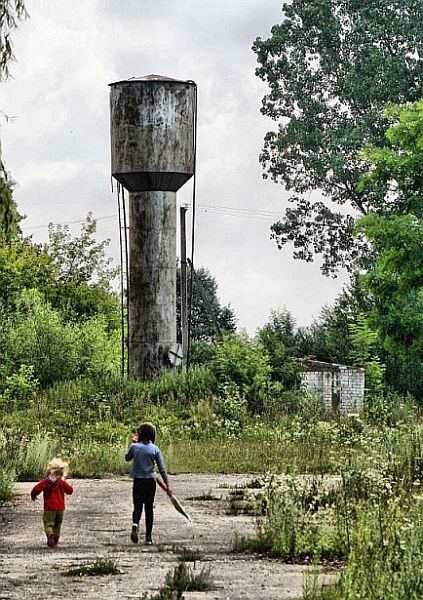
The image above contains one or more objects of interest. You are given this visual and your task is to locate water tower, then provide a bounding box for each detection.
[109,75,196,379]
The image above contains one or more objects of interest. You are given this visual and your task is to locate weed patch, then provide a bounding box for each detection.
[174,546,203,562]
[63,558,120,577]
[186,490,221,501]
[226,489,258,516]
[141,561,213,599]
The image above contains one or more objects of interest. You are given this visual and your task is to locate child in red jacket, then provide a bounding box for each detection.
[31,458,73,547]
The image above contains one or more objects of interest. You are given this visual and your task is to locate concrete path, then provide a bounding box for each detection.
[0,474,326,599]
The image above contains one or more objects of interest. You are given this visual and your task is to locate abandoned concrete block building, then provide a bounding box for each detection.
[302,360,365,412]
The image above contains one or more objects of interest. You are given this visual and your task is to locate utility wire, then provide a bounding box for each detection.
[20,203,281,232]
[21,214,116,230]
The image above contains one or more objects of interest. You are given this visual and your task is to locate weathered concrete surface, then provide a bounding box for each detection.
[110,78,195,192]
[0,474,333,599]
[110,76,196,378]
[128,190,176,379]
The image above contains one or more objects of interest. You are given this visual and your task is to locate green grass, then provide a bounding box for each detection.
[67,439,128,478]
[186,490,221,501]
[226,489,258,516]
[174,547,203,562]
[141,561,213,599]
[162,439,338,475]
[0,466,15,501]
[63,558,120,577]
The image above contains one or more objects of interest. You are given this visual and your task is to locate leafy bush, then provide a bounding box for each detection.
[0,364,38,412]
[211,332,272,413]
[213,383,248,430]
[364,389,416,427]
[3,290,120,388]
[319,496,423,600]
[235,474,347,560]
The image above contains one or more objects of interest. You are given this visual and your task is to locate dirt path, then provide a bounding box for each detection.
[0,475,329,599]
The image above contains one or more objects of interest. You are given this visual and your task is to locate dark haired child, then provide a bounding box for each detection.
[30,458,73,547]
[125,421,172,545]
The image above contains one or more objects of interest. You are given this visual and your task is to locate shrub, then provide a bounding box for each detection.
[4,290,120,388]
[211,332,272,413]
[0,364,38,412]
[212,382,248,434]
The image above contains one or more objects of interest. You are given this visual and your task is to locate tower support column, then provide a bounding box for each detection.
[128,190,176,379]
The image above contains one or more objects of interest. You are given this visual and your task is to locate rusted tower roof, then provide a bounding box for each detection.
[110,74,193,85]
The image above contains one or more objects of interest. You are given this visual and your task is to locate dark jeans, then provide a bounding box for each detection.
[132,478,156,538]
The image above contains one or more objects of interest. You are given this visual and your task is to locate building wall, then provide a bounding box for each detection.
[302,367,364,412]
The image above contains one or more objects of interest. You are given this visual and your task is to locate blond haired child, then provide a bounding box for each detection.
[31,458,73,547]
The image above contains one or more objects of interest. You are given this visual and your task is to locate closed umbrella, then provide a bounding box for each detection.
[157,478,193,524]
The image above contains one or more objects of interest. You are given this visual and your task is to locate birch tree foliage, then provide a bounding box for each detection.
[0,1,28,242]
[0,0,28,81]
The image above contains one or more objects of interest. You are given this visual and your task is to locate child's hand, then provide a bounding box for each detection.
[131,432,138,442]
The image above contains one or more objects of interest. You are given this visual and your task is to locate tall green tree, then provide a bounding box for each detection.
[296,277,369,365]
[176,265,237,366]
[177,265,236,343]
[257,308,301,388]
[253,0,423,275]
[45,213,120,325]
[0,169,21,242]
[357,100,423,398]
[47,213,118,286]
[0,239,54,310]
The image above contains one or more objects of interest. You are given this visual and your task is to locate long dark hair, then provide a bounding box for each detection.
[137,422,156,443]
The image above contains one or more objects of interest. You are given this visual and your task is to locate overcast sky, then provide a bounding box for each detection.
[2,0,347,334]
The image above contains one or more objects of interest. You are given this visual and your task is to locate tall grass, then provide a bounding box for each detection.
[0,465,15,501]
[0,428,57,497]
[314,496,423,599]
[68,439,128,478]
[163,439,336,474]
[16,431,58,481]
[233,474,347,560]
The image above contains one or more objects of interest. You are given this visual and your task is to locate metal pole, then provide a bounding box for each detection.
[180,205,188,369]
[122,186,130,377]
[117,184,125,377]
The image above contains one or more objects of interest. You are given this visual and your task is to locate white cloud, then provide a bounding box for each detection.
[3,0,347,335]
[17,159,84,188]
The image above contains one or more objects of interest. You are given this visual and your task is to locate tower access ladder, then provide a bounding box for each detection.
[117,183,130,377]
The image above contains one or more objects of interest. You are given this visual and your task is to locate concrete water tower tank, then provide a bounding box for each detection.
[110,75,196,379]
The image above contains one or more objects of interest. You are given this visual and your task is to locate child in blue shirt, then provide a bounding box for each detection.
[125,422,172,545]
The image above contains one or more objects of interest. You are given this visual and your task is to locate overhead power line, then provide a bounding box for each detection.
[20,203,282,231]
[21,214,116,231]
